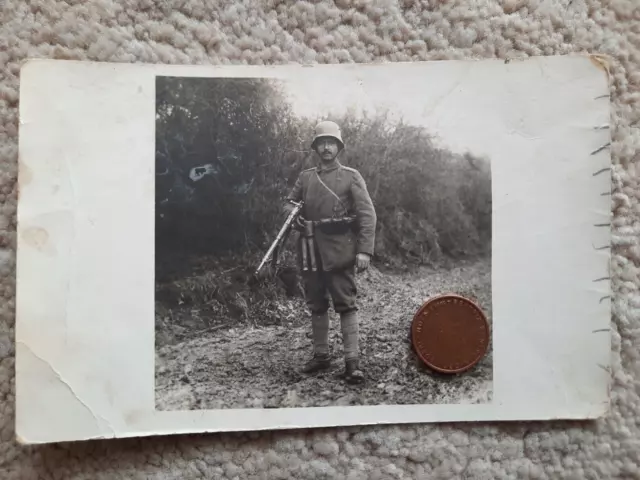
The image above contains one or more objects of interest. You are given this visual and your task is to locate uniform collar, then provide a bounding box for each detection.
[317,160,341,173]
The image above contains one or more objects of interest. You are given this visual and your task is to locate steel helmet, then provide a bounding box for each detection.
[311,121,344,150]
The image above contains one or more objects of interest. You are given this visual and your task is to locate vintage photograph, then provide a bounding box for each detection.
[154,71,493,411]
[14,57,610,443]
[7,0,620,462]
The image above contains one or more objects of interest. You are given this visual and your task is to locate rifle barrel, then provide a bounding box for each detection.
[254,202,303,275]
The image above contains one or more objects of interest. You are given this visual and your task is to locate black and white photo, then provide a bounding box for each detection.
[154,72,493,410]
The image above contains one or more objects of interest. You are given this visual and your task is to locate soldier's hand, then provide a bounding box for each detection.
[355,253,371,273]
[294,215,306,230]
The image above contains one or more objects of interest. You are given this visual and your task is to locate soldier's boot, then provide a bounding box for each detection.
[302,354,331,374]
[302,311,331,374]
[344,358,365,385]
[340,310,364,384]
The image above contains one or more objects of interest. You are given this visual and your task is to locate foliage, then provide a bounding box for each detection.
[155,75,305,260]
[154,77,492,332]
[334,111,491,265]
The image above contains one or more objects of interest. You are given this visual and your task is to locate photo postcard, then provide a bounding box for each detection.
[15,55,612,444]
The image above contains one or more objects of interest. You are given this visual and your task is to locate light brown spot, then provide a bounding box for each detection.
[589,54,611,77]
[21,227,51,253]
[18,162,33,188]
[124,409,144,426]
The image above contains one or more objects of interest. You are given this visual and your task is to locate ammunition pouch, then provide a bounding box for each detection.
[295,216,358,272]
[314,216,357,235]
[298,219,317,272]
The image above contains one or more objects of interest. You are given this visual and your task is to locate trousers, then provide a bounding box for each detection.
[301,266,358,314]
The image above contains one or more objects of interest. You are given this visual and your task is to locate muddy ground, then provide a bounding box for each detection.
[155,256,492,411]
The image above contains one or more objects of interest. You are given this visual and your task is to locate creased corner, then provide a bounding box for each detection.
[17,342,116,439]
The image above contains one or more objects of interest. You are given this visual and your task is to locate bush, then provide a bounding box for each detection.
[155,76,305,259]
[154,77,491,319]
[326,110,491,265]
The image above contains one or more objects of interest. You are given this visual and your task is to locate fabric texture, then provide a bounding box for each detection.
[1,0,638,478]
[340,310,359,362]
[303,266,359,314]
[286,161,377,269]
[310,311,330,356]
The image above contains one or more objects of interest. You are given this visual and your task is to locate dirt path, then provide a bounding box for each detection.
[155,256,493,411]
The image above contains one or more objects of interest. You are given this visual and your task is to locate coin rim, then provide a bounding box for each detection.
[410,293,491,374]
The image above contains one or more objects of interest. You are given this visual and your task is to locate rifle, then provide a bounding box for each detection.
[254,200,304,276]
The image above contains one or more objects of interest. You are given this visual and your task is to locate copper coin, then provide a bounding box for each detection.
[410,294,490,374]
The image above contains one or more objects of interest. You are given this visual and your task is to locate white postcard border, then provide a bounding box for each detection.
[15,57,611,444]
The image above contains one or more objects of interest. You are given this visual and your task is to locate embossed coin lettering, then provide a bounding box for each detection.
[410,294,490,374]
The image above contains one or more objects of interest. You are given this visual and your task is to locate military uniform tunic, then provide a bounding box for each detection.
[285,161,377,314]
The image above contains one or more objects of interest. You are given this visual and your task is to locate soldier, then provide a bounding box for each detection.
[284,120,377,385]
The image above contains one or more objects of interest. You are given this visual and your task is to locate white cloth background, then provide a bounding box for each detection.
[1,0,638,478]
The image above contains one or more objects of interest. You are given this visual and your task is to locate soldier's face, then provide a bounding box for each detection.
[315,137,340,162]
